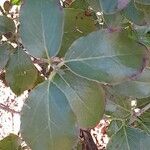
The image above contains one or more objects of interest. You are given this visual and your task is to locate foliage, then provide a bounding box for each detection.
[0,134,22,150]
[0,0,150,149]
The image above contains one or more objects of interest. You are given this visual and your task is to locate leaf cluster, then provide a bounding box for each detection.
[0,0,150,149]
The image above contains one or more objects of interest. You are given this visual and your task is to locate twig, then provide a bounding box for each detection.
[80,129,98,150]
[0,103,20,114]
[130,102,150,125]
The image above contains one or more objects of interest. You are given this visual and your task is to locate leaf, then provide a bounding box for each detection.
[20,0,64,58]
[5,48,38,95]
[123,0,146,25]
[21,70,105,149]
[135,0,150,5]
[64,29,147,84]
[0,43,13,70]
[99,0,130,14]
[110,68,150,99]
[105,94,131,119]
[107,126,150,150]
[134,25,150,48]
[59,8,96,56]
[107,120,122,137]
[135,2,150,24]
[0,16,15,35]
[52,69,105,128]
[21,78,77,150]
[137,110,150,134]
[0,134,21,150]
[136,98,150,134]
[10,0,21,5]
[4,1,12,12]
[70,0,89,10]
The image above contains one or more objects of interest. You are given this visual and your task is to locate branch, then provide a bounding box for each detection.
[80,129,98,150]
[0,103,20,114]
[130,102,150,125]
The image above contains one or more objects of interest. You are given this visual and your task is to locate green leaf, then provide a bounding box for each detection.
[0,16,15,35]
[59,8,96,56]
[137,97,150,107]
[123,0,146,25]
[5,48,38,95]
[52,69,105,128]
[64,29,147,84]
[11,0,21,5]
[107,126,150,150]
[137,110,150,134]
[20,0,64,59]
[136,98,150,134]
[134,25,150,48]
[99,0,130,14]
[135,2,150,24]
[70,0,89,10]
[0,43,13,70]
[110,68,150,98]
[107,120,122,137]
[21,70,105,150]
[105,94,131,119]
[21,79,77,150]
[0,134,21,150]
[135,0,150,5]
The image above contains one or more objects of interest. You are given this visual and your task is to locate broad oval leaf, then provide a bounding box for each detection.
[64,29,148,84]
[52,69,105,128]
[135,0,150,5]
[21,80,77,150]
[0,16,15,35]
[0,43,13,70]
[0,134,21,150]
[99,0,130,14]
[59,8,96,56]
[107,126,150,150]
[110,68,150,98]
[20,0,64,58]
[5,48,38,95]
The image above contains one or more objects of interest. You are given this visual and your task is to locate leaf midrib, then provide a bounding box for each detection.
[52,73,96,120]
[40,5,50,61]
[65,53,143,63]
[123,126,131,150]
